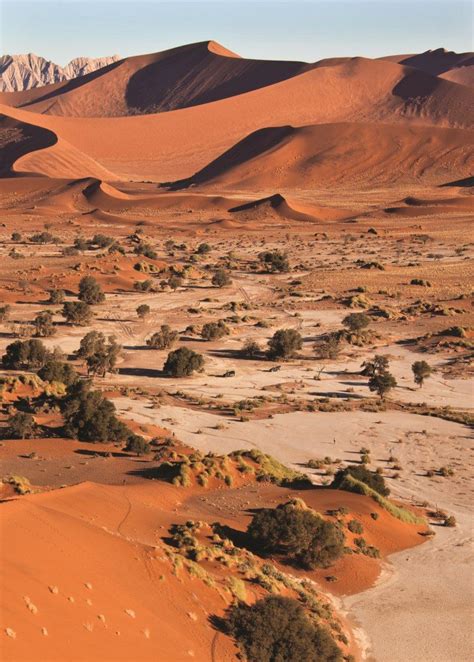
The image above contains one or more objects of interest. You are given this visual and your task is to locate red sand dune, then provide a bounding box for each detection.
[1,47,473,182]
[1,41,314,118]
[0,481,238,661]
[0,110,117,180]
[167,122,474,190]
[381,48,474,76]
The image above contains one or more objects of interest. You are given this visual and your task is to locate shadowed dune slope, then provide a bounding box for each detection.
[165,122,474,190]
[2,41,315,118]
[0,108,117,179]
[381,48,474,76]
[0,52,472,181]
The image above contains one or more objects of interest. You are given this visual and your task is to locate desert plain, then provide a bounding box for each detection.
[0,41,473,662]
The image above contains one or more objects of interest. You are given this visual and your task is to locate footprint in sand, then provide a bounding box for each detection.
[5,628,16,639]
[124,609,136,618]
[83,622,94,632]
[48,586,59,595]
[24,597,38,614]
[84,582,93,590]
[41,627,48,636]
[68,596,75,603]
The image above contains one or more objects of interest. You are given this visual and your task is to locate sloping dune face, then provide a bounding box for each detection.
[5,41,314,117]
[168,122,474,189]
[0,106,118,180]
[1,52,472,182]
[0,482,237,662]
[0,42,472,184]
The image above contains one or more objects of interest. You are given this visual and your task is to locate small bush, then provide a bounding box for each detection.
[342,313,370,332]
[332,465,390,497]
[247,501,345,569]
[147,325,179,350]
[48,289,65,304]
[258,250,289,273]
[136,304,151,319]
[62,301,93,326]
[125,435,150,456]
[347,519,364,534]
[212,269,232,288]
[6,411,37,439]
[226,596,342,662]
[241,339,261,358]
[201,320,229,341]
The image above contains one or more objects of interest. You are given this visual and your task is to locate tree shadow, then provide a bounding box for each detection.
[74,448,130,458]
[119,367,165,378]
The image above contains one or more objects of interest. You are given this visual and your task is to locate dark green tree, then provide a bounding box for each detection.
[267,329,302,359]
[78,276,105,305]
[163,347,204,377]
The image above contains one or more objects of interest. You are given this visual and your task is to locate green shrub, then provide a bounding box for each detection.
[247,501,345,569]
[147,325,179,350]
[125,435,150,456]
[78,276,105,305]
[2,339,50,370]
[258,250,289,273]
[6,411,37,439]
[267,328,302,359]
[62,301,93,326]
[61,381,130,443]
[347,519,363,534]
[226,596,341,662]
[38,360,77,386]
[332,465,390,496]
[212,269,232,288]
[164,347,204,377]
[201,320,229,341]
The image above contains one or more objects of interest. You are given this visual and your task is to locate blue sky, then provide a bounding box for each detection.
[0,0,472,64]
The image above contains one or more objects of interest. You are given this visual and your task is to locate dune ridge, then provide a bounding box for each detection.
[165,122,474,190]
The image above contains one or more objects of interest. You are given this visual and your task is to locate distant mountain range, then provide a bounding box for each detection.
[0,53,120,92]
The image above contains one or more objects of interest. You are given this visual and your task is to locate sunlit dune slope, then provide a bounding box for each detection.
[166,122,474,190]
[1,40,314,118]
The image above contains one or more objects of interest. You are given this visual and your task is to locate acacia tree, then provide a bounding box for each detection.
[78,276,105,305]
[361,354,389,377]
[62,301,93,326]
[163,347,204,377]
[2,339,50,370]
[77,331,121,377]
[61,381,131,442]
[368,370,397,398]
[412,360,432,388]
[33,311,56,337]
[342,312,370,333]
[267,329,302,359]
[146,325,178,350]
